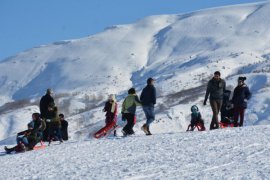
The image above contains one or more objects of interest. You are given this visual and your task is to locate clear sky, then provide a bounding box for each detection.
[0,0,265,60]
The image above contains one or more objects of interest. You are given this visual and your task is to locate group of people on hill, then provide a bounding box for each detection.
[98,77,156,137]
[4,71,252,153]
[100,72,252,137]
[188,71,252,131]
[4,89,69,153]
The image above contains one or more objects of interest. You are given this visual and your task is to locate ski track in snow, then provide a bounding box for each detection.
[0,125,270,179]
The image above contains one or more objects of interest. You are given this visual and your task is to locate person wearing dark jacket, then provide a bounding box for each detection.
[46,104,63,144]
[121,88,141,135]
[4,113,44,153]
[232,76,252,127]
[204,71,226,130]
[59,114,69,141]
[103,94,118,126]
[140,78,156,135]
[40,88,55,119]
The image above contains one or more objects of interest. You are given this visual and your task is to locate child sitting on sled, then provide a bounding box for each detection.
[186,105,206,131]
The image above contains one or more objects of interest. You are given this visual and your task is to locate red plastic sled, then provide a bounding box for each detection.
[94,121,118,139]
[33,141,46,150]
[186,122,206,131]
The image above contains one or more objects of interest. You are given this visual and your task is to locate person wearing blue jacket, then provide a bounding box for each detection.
[140,78,156,135]
[232,76,252,127]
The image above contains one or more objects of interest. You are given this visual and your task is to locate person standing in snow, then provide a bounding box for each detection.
[140,78,156,135]
[59,114,69,141]
[93,94,118,138]
[122,88,141,136]
[231,77,252,127]
[47,103,63,144]
[103,94,118,127]
[103,94,118,136]
[39,89,56,141]
[203,71,226,130]
[40,88,55,119]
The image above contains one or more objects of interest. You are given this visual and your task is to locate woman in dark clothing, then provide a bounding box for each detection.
[232,77,252,127]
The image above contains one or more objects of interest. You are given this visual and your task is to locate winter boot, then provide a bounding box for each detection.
[141,124,148,134]
[15,143,26,153]
[4,146,15,154]
[146,126,152,136]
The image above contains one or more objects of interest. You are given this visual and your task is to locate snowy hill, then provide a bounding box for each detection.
[1,1,270,142]
[0,125,270,179]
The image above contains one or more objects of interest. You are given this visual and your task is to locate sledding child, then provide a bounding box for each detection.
[4,113,44,153]
[94,94,118,138]
[187,105,206,131]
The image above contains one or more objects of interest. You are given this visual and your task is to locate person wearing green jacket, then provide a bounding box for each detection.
[121,88,141,135]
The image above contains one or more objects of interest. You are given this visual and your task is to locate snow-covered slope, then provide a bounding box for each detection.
[1,1,270,141]
[0,125,269,179]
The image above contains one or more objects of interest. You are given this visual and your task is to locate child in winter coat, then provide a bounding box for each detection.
[103,94,118,126]
[121,88,141,135]
[93,94,118,138]
[187,105,206,131]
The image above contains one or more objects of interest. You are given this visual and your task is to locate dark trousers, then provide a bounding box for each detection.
[123,113,135,135]
[49,127,62,142]
[210,99,222,130]
[234,107,245,127]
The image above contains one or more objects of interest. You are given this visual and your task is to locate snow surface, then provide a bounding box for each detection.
[0,125,270,179]
[1,1,270,179]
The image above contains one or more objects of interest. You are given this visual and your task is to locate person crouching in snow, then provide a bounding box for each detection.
[187,105,206,131]
[121,88,141,136]
[4,113,44,153]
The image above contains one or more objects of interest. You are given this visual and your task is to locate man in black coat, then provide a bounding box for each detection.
[232,77,252,127]
[39,88,55,141]
[140,78,156,135]
[39,88,55,119]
